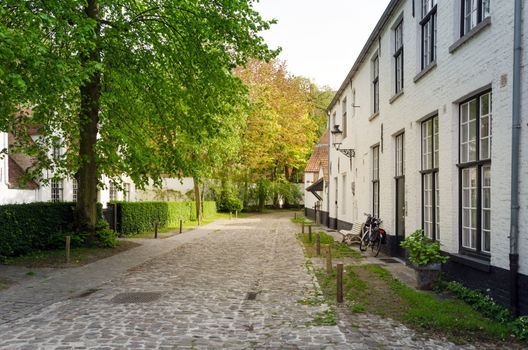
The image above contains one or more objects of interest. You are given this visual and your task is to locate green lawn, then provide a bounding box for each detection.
[3,240,140,268]
[296,232,362,259]
[315,264,514,345]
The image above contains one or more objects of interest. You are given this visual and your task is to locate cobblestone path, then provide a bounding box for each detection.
[0,213,500,349]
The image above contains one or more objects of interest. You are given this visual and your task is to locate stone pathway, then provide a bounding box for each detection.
[0,212,507,349]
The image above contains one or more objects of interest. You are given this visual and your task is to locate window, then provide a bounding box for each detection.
[372,55,379,114]
[459,91,492,253]
[395,133,404,177]
[109,182,117,201]
[72,179,78,202]
[51,179,63,202]
[394,20,404,94]
[341,174,347,215]
[52,146,61,161]
[462,0,491,36]
[342,98,347,138]
[372,145,380,218]
[421,0,437,69]
[421,116,439,240]
[123,183,131,201]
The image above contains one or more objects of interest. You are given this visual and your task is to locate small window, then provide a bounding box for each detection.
[51,179,63,202]
[123,183,131,201]
[72,179,78,202]
[394,20,404,94]
[342,98,347,138]
[372,55,379,114]
[420,0,437,69]
[109,182,117,201]
[462,0,491,36]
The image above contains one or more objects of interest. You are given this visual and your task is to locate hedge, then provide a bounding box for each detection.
[117,201,217,235]
[0,202,75,259]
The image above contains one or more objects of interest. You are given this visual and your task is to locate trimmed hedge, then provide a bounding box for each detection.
[0,202,75,259]
[117,201,217,235]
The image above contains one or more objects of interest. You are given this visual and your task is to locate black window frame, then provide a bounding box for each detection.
[420,1,437,70]
[457,90,492,257]
[460,0,491,37]
[51,178,63,203]
[420,115,439,241]
[372,55,379,114]
[394,19,404,94]
[372,145,380,218]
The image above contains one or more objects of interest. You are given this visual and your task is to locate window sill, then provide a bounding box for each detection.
[449,17,491,54]
[368,111,379,121]
[450,253,491,272]
[413,62,437,83]
[389,90,404,104]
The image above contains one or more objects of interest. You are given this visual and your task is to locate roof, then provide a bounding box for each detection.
[327,0,403,111]
[305,130,329,182]
[8,156,39,190]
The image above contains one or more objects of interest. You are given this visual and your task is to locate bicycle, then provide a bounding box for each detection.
[359,213,386,257]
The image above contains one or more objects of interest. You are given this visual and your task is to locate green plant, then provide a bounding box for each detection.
[95,220,117,248]
[400,229,449,266]
[444,281,512,324]
[512,316,528,341]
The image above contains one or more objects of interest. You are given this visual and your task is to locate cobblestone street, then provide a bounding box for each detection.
[0,213,501,349]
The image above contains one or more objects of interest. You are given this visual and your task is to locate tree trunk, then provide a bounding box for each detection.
[193,177,202,225]
[76,0,101,244]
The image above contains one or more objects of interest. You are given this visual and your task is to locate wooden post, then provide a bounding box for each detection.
[154,222,158,239]
[336,263,344,303]
[294,212,297,219]
[326,246,332,274]
[316,232,321,256]
[235,210,238,219]
[65,235,71,264]
[230,212,232,220]
[179,219,183,234]
[308,225,312,242]
[301,222,305,234]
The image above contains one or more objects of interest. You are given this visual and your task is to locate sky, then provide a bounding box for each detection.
[253,0,392,90]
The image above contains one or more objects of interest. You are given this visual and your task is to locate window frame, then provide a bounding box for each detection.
[51,178,63,203]
[458,90,492,256]
[372,145,380,218]
[342,97,348,138]
[420,1,437,70]
[460,0,491,37]
[420,115,440,241]
[109,182,117,202]
[394,19,404,94]
[372,55,380,114]
[72,179,78,202]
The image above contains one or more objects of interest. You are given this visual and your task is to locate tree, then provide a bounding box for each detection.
[0,1,275,240]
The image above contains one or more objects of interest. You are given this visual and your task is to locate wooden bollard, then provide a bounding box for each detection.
[230,212,232,220]
[65,235,71,264]
[154,222,158,239]
[336,263,344,303]
[326,246,332,274]
[308,225,312,242]
[316,233,321,256]
[294,213,297,219]
[301,222,305,234]
[235,210,238,219]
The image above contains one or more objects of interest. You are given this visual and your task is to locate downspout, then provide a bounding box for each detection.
[327,111,331,227]
[510,0,522,317]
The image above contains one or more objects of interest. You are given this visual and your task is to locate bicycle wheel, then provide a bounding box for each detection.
[371,237,382,257]
[359,232,369,251]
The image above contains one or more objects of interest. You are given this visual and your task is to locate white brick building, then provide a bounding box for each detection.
[312,0,528,314]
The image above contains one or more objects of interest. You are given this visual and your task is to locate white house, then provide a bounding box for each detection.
[314,0,528,315]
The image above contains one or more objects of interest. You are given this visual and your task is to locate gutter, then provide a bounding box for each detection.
[510,0,522,317]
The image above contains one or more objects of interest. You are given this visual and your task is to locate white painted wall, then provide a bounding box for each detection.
[327,0,523,272]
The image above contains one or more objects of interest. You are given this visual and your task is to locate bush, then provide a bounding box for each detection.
[512,316,528,341]
[400,229,449,266]
[95,219,117,248]
[0,202,75,259]
[117,201,217,235]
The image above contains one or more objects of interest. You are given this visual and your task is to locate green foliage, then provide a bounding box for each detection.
[202,201,217,218]
[216,180,243,213]
[271,179,303,206]
[118,201,217,235]
[400,229,449,266]
[512,316,528,341]
[443,281,512,324]
[0,202,75,259]
[95,219,117,248]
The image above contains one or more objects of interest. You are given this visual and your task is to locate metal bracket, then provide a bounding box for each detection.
[337,148,355,158]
